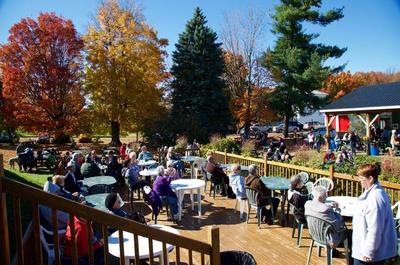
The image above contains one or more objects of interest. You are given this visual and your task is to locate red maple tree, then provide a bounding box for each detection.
[0,13,84,137]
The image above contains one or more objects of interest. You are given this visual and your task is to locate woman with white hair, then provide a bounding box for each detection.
[288,174,308,223]
[304,186,346,248]
[152,166,179,220]
[166,146,183,178]
[228,164,245,199]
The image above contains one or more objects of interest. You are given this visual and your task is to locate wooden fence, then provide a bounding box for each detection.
[0,154,220,265]
[213,150,400,204]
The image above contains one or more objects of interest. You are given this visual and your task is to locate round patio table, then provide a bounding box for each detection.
[139,168,160,177]
[260,176,291,223]
[108,224,179,265]
[83,176,116,188]
[170,179,205,221]
[326,196,357,217]
[85,193,110,212]
[137,160,158,167]
[181,156,202,179]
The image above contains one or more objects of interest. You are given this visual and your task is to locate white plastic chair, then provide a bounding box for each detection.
[231,183,248,219]
[298,172,309,183]
[392,201,400,229]
[314,177,334,192]
[193,158,207,179]
[39,225,66,265]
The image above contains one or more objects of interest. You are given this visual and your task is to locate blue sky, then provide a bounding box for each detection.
[0,0,399,73]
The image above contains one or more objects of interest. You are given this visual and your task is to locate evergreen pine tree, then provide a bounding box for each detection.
[171,7,231,143]
[262,0,346,136]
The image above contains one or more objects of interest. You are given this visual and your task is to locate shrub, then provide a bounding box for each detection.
[78,133,92,143]
[380,156,400,183]
[291,145,323,169]
[199,135,241,156]
[241,140,255,157]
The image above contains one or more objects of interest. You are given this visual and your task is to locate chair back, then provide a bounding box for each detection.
[88,184,112,195]
[306,215,333,246]
[201,166,212,181]
[392,202,400,228]
[39,225,66,265]
[314,177,334,191]
[245,187,259,207]
[305,182,314,199]
[298,172,309,183]
[193,158,207,178]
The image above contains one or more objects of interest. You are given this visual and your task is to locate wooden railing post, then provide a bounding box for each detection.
[208,226,220,265]
[224,149,227,164]
[0,154,11,265]
[264,155,268,176]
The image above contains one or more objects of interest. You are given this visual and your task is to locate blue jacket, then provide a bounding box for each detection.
[352,182,397,261]
[228,173,245,199]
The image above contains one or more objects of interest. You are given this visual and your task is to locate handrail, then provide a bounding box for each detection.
[211,150,400,204]
[0,154,220,265]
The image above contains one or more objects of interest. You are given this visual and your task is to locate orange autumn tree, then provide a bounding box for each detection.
[0,13,84,138]
[322,70,400,102]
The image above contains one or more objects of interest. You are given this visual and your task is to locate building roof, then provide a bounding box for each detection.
[320,82,400,114]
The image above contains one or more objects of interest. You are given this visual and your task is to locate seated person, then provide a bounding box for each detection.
[166,147,183,178]
[80,154,101,178]
[323,149,336,165]
[281,149,292,162]
[288,174,308,223]
[305,186,346,248]
[105,193,127,218]
[165,160,180,180]
[153,166,179,220]
[71,152,83,180]
[228,164,245,199]
[245,164,279,225]
[122,159,149,192]
[105,151,122,178]
[265,148,274,160]
[64,161,82,193]
[40,176,72,229]
[90,150,101,165]
[205,154,230,197]
[138,145,154,161]
[273,149,281,161]
[63,215,104,265]
[336,146,353,166]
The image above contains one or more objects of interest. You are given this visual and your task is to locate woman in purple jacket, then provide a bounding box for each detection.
[152,166,179,220]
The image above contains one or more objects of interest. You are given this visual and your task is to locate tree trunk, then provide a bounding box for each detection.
[244,86,252,137]
[110,121,121,146]
[283,115,289,138]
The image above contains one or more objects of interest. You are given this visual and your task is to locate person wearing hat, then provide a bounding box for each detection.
[105,193,128,218]
[64,161,82,193]
[40,176,71,229]
[80,154,101,178]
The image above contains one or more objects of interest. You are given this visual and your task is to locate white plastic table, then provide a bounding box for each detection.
[139,168,159,177]
[170,179,205,221]
[326,196,358,217]
[137,160,158,168]
[108,224,179,264]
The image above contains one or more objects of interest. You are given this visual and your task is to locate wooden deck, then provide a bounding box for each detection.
[135,188,349,265]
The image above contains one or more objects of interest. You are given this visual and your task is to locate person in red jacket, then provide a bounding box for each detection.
[63,215,104,265]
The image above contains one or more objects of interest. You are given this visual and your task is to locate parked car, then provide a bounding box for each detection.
[0,131,20,143]
[37,134,50,144]
[250,123,274,134]
[273,121,303,133]
[303,121,324,131]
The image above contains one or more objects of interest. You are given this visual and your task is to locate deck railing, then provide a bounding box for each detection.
[213,150,400,204]
[0,154,220,265]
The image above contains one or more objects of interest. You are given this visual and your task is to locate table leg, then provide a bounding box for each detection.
[197,187,201,216]
[159,253,164,265]
[125,257,130,265]
[177,191,184,221]
[190,190,194,211]
[280,190,287,224]
[190,162,195,179]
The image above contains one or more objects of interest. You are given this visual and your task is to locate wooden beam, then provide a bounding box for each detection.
[366,114,371,139]
[357,114,367,126]
[369,114,379,126]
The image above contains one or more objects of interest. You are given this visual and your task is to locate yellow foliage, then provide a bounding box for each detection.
[84,0,167,133]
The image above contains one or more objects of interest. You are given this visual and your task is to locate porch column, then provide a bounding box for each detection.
[366,113,371,155]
